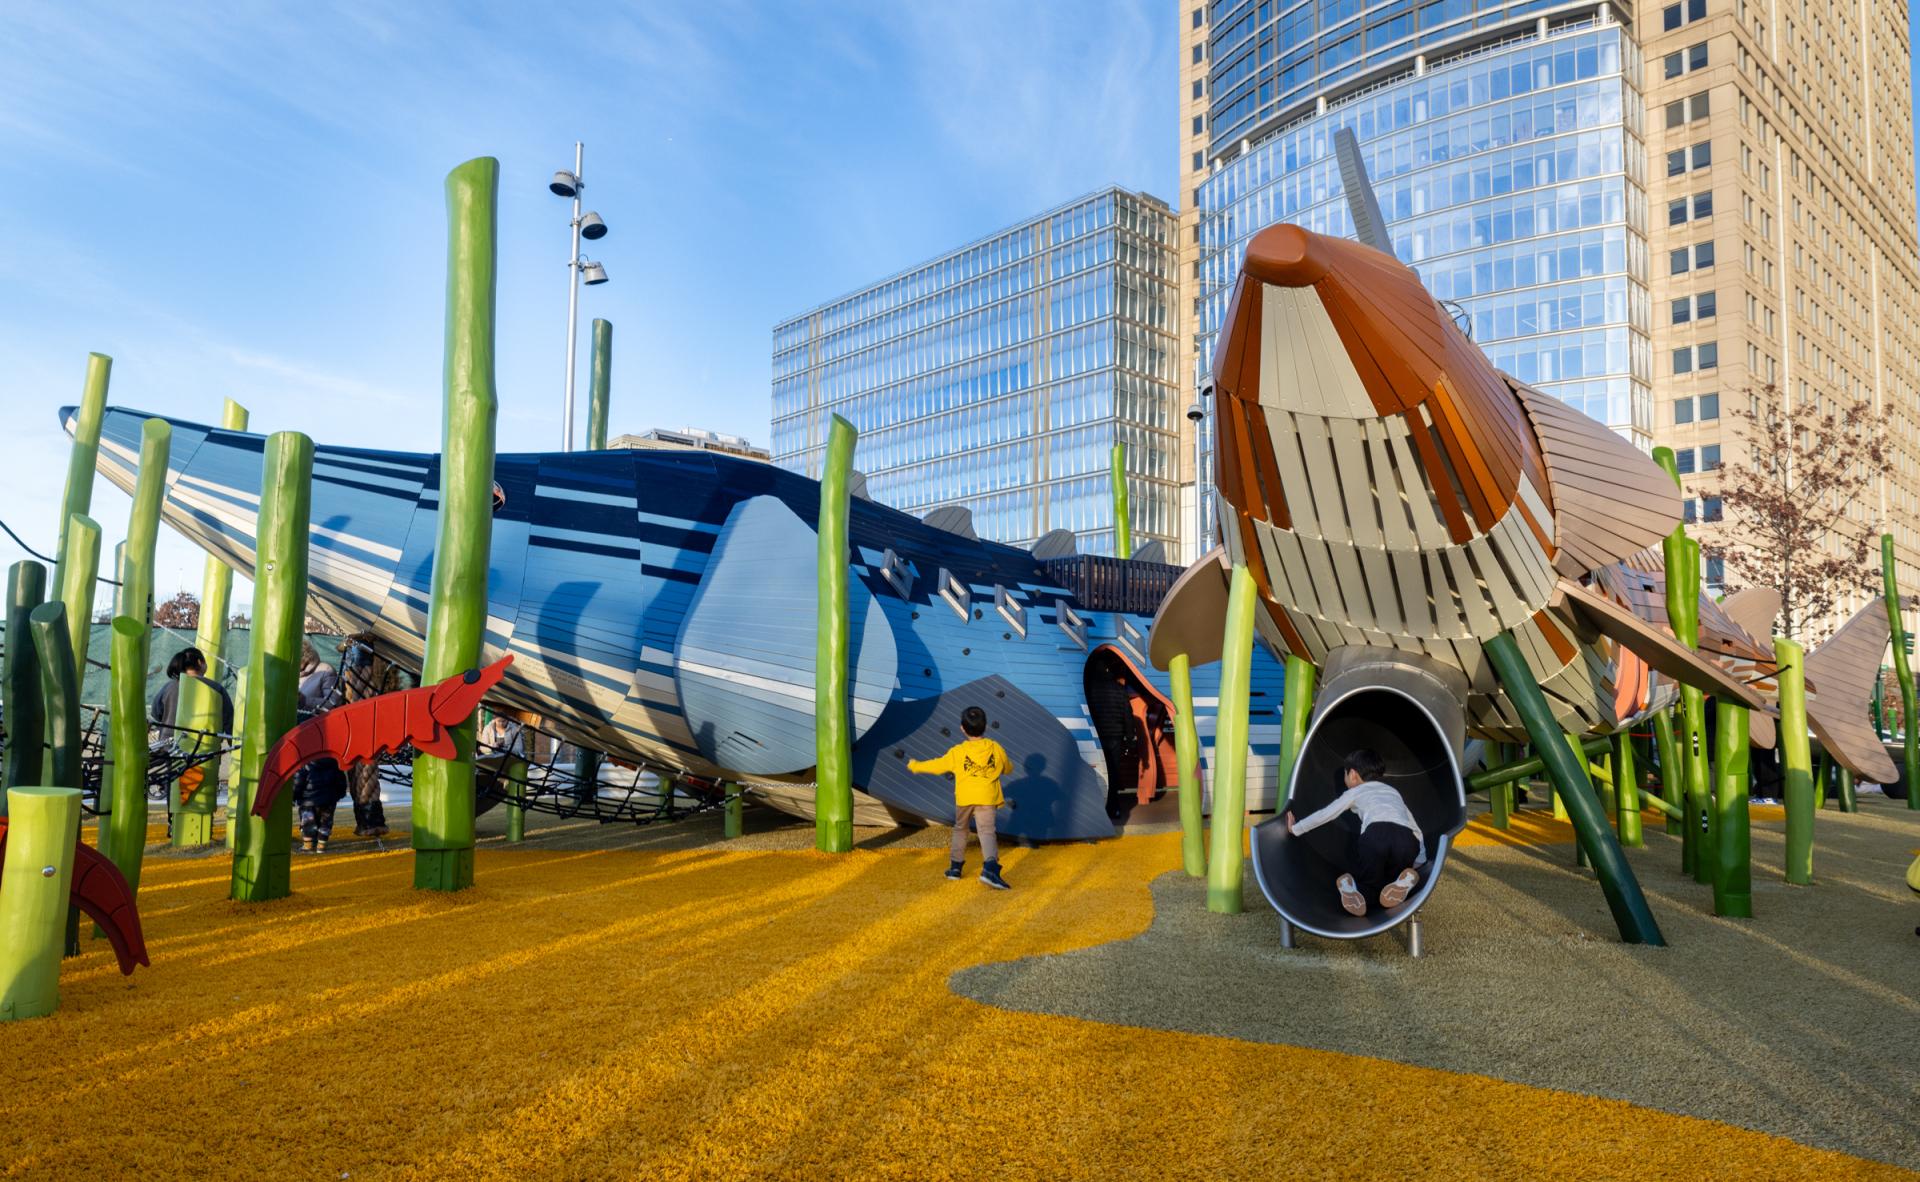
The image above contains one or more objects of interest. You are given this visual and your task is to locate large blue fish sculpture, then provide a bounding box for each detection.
[74,407,1287,841]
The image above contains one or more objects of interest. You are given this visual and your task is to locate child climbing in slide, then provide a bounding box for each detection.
[908,705,1012,890]
[1285,748,1426,916]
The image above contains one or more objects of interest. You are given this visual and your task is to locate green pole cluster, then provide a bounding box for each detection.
[2,562,49,801]
[587,318,612,452]
[1881,535,1918,810]
[28,602,83,956]
[52,353,110,594]
[231,432,313,903]
[1651,708,1684,835]
[412,157,502,892]
[1776,637,1814,884]
[55,515,100,683]
[1484,630,1663,945]
[1276,655,1316,806]
[1206,563,1259,915]
[1654,447,1711,878]
[1712,701,1752,917]
[1169,653,1205,878]
[813,414,858,854]
[0,786,84,1022]
[101,618,151,899]
[1614,730,1641,847]
[1109,442,1131,559]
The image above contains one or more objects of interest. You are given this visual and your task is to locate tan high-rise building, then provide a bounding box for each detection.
[1176,4,1214,562]
[1178,0,1919,637]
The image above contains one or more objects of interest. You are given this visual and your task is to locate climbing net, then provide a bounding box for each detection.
[0,709,238,818]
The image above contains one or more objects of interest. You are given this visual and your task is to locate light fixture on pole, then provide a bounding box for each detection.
[550,141,611,451]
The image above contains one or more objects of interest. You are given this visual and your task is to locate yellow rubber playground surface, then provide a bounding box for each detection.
[3,824,1912,1180]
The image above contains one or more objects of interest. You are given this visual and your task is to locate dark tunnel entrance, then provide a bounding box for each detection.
[1083,645,1179,818]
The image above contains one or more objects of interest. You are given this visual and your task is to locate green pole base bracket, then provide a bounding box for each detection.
[173,812,216,848]
[231,853,292,903]
[413,847,475,892]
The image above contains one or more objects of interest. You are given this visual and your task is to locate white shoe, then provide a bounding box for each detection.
[1336,874,1367,916]
[1379,867,1419,909]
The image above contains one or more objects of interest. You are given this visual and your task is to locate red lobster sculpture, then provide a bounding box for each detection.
[0,819,150,976]
[250,655,514,819]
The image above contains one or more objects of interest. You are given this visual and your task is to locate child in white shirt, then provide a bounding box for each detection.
[1286,747,1425,916]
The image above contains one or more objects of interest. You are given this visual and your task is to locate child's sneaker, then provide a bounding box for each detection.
[315,839,328,853]
[944,861,963,881]
[1336,873,1366,915]
[1379,867,1419,909]
[301,837,316,853]
[979,861,1011,890]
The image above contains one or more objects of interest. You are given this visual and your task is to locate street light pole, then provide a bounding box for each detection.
[561,141,584,453]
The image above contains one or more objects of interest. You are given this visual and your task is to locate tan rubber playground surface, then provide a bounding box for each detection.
[3,809,1913,1180]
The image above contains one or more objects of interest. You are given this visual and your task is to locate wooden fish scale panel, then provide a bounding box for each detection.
[1804,603,1900,782]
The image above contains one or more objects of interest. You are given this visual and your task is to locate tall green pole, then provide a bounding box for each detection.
[52,353,110,594]
[116,419,171,630]
[503,754,527,843]
[1276,655,1316,807]
[55,515,100,683]
[101,618,152,896]
[1712,701,1752,917]
[28,602,84,956]
[1776,637,1814,884]
[1567,734,1592,868]
[413,157,501,892]
[1614,729,1642,847]
[1651,708,1683,835]
[0,786,83,1022]
[1684,538,1716,882]
[587,318,612,452]
[1206,563,1258,915]
[175,400,247,848]
[1881,535,1918,810]
[225,668,247,851]
[1485,630,1663,944]
[1169,653,1205,878]
[1837,767,1856,812]
[231,432,313,903]
[1655,447,1710,879]
[169,669,222,849]
[1109,442,1131,559]
[2,562,49,801]
[814,414,857,854]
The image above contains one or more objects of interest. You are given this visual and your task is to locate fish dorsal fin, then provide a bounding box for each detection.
[921,504,977,540]
[1030,528,1077,561]
[1719,586,1782,643]
[1804,602,1900,782]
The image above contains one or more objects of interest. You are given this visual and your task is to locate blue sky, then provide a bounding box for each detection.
[0,1,1173,604]
[2,2,1917,608]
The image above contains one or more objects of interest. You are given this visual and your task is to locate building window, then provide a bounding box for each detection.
[1673,343,1719,373]
[1192,79,1204,99]
[1192,115,1205,134]
[1669,192,1713,225]
[1706,555,1727,587]
[1675,396,1695,423]
[1192,43,1204,63]
[1670,242,1715,274]
[1192,6,1205,27]
[1672,294,1715,324]
[1665,42,1710,77]
[1683,497,1699,523]
[1664,0,1708,29]
[1668,142,1712,175]
[1665,91,1712,128]
[1192,151,1204,171]
[1675,447,1697,473]
[1702,443,1722,469]
[1699,392,1719,419]
[1702,495,1724,521]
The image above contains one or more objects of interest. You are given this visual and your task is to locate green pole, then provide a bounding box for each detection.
[1637,791,1683,819]
[54,515,100,685]
[412,157,501,892]
[1567,734,1591,868]
[231,432,313,903]
[1814,751,1831,810]
[1838,767,1856,812]
[52,353,110,594]
[175,399,248,848]
[587,318,612,452]
[28,602,84,957]
[723,783,743,839]
[1485,630,1664,945]
[1776,636,1814,885]
[1654,446,1707,872]
[1466,735,1611,791]
[1109,442,1131,559]
[1680,544,1713,883]
[1205,563,1258,915]
[1872,674,1886,739]
[1880,535,1918,810]
[1712,700,1752,917]
[101,618,151,897]
[3,562,49,799]
[0,787,83,1022]
[1169,653,1205,878]
[1651,708,1684,835]
[1276,655,1316,806]
[813,413,857,854]
[1615,728,1641,847]
[116,419,171,630]
[504,755,527,843]
[225,667,247,851]
[169,668,222,849]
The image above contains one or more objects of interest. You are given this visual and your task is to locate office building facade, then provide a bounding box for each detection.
[1178,0,1917,615]
[772,187,1182,557]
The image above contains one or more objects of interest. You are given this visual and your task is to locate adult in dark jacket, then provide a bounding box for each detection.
[150,646,236,735]
[294,640,349,852]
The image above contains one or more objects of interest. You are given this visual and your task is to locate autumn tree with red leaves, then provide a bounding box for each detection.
[1703,385,1890,643]
[152,590,200,629]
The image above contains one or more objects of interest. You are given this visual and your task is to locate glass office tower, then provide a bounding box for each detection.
[1196,9,1650,444]
[772,187,1181,556]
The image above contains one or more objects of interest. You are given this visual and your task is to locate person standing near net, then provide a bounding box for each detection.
[294,640,349,852]
[908,705,1012,890]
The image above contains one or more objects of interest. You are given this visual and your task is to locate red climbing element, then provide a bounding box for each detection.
[251,655,514,820]
[0,819,150,977]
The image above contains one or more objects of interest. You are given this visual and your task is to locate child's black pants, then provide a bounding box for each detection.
[1349,821,1421,901]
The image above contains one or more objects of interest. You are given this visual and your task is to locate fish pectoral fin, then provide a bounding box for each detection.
[1148,547,1235,670]
[1551,578,1766,710]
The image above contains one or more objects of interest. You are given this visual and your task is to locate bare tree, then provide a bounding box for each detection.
[152,590,200,629]
[1704,385,1890,643]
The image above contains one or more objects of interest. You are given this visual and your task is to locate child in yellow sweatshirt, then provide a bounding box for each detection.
[908,705,1012,889]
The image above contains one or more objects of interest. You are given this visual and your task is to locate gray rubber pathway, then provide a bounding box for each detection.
[955,800,1920,1172]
